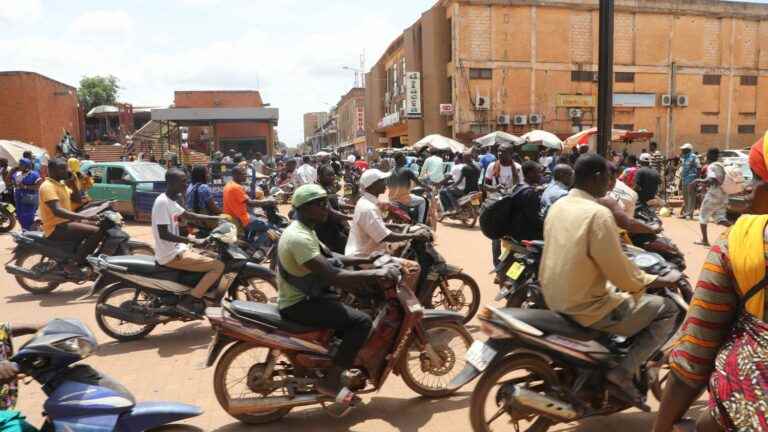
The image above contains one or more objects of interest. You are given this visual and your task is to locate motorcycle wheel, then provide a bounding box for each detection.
[0,206,16,233]
[228,274,277,304]
[14,250,60,294]
[95,283,156,342]
[469,355,558,432]
[398,322,473,398]
[213,343,292,424]
[427,273,481,324]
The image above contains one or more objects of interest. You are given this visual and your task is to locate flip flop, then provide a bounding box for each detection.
[693,241,710,247]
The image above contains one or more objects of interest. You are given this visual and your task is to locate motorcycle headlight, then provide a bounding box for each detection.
[52,337,96,358]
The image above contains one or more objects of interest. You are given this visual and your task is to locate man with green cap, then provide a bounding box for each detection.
[277,184,398,400]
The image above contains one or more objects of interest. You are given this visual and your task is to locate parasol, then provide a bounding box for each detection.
[412,134,467,153]
[521,130,563,150]
[474,131,524,148]
[564,128,631,149]
[0,140,50,168]
[86,105,119,118]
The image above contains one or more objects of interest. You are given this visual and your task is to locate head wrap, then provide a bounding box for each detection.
[68,158,80,174]
[19,158,32,169]
[748,130,768,182]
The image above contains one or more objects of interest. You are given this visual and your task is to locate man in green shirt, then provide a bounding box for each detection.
[277,184,398,399]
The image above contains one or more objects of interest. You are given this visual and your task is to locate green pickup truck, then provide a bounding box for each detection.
[80,161,166,218]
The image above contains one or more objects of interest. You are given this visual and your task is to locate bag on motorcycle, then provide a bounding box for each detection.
[480,184,537,240]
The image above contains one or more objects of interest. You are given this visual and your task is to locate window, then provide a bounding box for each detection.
[448,18,453,61]
[615,72,635,83]
[738,125,756,134]
[470,123,491,135]
[740,75,758,86]
[702,75,721,86]
[107,167,131,184]
[469,68,492,79]
[700,124,719,134]
[571,70,596,82]
[614,124,634,131]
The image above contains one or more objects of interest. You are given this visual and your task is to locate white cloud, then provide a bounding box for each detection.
[0,0,42,24]
[69,10,134,40]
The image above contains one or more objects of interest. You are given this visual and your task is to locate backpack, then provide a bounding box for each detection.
[714,162,745,195]
[480,184,541,240]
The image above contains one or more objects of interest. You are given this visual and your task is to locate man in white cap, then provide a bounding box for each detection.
[679,143,699,219]
[346,169,429,256]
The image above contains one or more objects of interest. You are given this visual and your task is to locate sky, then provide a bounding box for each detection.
[0,0,436,147]
[1,0,766,148]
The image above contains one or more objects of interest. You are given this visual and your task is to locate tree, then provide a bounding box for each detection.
[78,75,120,112]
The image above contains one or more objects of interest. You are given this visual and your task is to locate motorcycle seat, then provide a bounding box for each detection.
[497,308,605,341]
[19,231,79,252]
[102,255,206,282]
[228,300,320,333]
[457,192,482,206]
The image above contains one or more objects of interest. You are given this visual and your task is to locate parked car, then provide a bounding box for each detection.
[725,159,754,220]
[81,161,166,218]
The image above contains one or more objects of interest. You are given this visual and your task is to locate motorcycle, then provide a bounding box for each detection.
[632,202,687,270]
[438,190,483,228]
[268,174,294,205]
[5,203,154,295]
[10,318,201,431]
[89,222,277,342]
[205,256,474,424]
[383,186,439,232]
[0,180,16,233]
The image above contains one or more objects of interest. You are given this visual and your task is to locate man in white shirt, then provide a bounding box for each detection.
[345,169,428,256]
[484,143,523,191]
[295,155,318,186]
[251,152,273,176]
[420,148,446,184]
[152,168,224,316]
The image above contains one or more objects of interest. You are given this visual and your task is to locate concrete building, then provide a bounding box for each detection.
[366,0,768,155]
[335,87,367,155]
[303,112,330,143]
[0,71,82,157]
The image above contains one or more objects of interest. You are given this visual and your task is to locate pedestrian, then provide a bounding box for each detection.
[540,163,574,218]
[13,159,41,231]
[649,141,664,174]
[634,153,661,206]
[679,143,700,219]
[619,155,640,188]
[295,155,318,186]
[694,148,731,246]
[420,148,445,185]
[484,143,522,192]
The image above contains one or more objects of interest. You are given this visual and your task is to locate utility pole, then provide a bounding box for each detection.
[596,0,614,157]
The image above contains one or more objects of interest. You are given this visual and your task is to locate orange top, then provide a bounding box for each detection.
[223,181,249,226]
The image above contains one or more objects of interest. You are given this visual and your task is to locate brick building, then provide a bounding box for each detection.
[303,112,329,143]
[366,0,768,155]
[0,71,82,157]
[335,87,367,155]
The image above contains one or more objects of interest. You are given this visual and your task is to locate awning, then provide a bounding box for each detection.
[151,107,279,125]
[87,105,119,118]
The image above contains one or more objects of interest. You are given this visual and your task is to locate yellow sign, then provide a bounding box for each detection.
[556,94,596,107]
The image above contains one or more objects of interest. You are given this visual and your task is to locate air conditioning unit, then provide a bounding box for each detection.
[497,114,511,125]
[568,108,583,119]
[475,95,491,111]
[661,94,673,107]
[513,114,527,126]
[529,113,543,125]
[676,95,689,107]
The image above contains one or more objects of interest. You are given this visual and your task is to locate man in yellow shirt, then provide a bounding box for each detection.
[40,158,100,271]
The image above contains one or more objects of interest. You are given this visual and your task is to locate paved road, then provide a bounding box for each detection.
[2,214,721,431]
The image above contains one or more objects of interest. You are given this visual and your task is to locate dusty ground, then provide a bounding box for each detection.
[1,214,722,431]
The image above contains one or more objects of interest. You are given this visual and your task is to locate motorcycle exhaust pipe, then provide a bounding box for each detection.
[5,265,66,282]
[96,303,161,325]
[508,385,580,421]
[227,394,326,415]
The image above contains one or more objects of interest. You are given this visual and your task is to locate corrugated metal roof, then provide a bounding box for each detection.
[151,107,279,123]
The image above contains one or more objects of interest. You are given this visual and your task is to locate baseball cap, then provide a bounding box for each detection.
[292,184,327,208]
[680,143,693,150]
[639,153,652,163]
[360,169,391,190]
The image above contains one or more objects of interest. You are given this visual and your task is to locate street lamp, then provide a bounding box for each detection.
[342,66,365,88]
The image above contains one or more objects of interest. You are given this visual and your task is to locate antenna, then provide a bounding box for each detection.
[360,50,366,88]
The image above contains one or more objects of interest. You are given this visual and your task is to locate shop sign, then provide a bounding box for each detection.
[440,104,454,116]
[613,93,656,108]
[356,106,364,130]
[556,94,596,107]
[378,111,401,129]
[405,72,422,118]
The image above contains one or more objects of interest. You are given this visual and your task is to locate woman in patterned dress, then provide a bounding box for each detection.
[0,322,43,432]
[654,133,768,432]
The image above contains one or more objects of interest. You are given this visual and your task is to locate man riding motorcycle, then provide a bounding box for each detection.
[388,151,427,223]
[598,162,661,236]
[223,165,276,246]
[439,151,481,215]
[277,184,398,400]
[152,167,224,317]
[39,158,102,274]
[539,154,682,408]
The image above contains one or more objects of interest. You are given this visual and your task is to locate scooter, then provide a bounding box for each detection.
[10,318,201,431]
[205,256,474,424]
[5,202,154,295]
[89,222,277,342]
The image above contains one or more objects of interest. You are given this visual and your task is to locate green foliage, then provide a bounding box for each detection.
[78,75,120,111]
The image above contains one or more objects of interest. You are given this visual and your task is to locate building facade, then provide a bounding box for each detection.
[0,71,82,157]
[336,87,367,155]
[303,112,329,143]
[367,0,768,155]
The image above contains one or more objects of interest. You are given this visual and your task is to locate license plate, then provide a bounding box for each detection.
[506,261,525,280]
[471,196,481,205]
[466,340,497,372]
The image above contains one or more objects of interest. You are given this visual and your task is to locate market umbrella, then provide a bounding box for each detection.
[474,131,524,148]
[564,127,629,149]
[412,134,467,153]
[521,130,563,150]
[315,151,331,157]
[86,105,119,118]
[0,140,49,168]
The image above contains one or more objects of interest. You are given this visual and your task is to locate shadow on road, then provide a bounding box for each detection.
[96,322,212,359]
[4,285,96,307]
[209,392,473,432]
[558,401,709,431]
